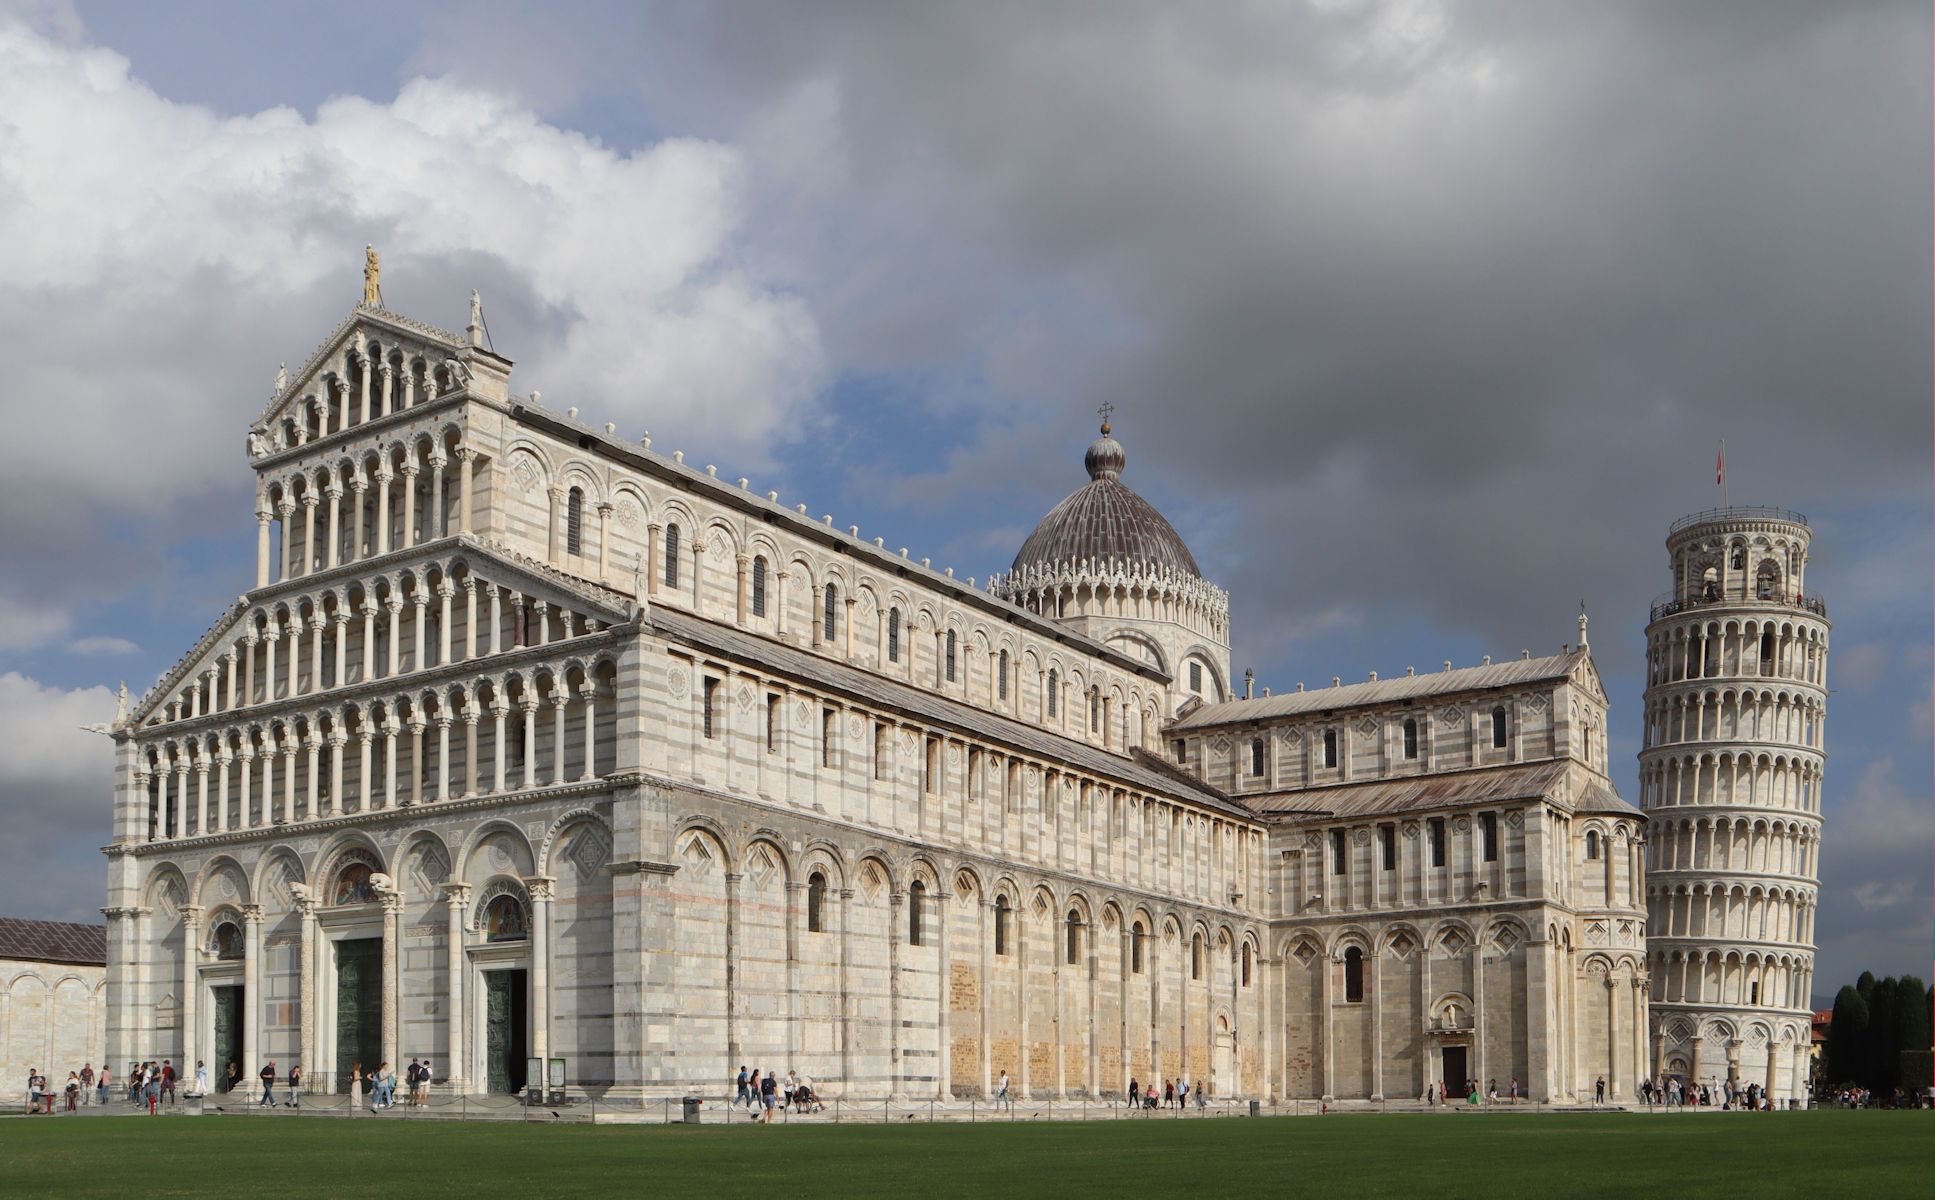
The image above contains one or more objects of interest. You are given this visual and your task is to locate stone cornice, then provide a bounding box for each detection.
[253,389,482,472]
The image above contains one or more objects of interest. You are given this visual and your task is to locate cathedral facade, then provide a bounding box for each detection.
[103,279,1647,1104]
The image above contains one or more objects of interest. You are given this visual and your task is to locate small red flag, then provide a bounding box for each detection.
[1716,442,1724,485]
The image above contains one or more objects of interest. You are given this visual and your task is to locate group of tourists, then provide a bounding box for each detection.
[253,1061,302,1107]
[1638,1076,1776,1110]
[1422,1077,1524,1106]
[21,1066,94,1113]
[733,1065,823,1120]
[1123,1076,1208,1111]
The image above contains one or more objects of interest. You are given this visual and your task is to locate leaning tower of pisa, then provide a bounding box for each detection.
[1639,507,1827,1106]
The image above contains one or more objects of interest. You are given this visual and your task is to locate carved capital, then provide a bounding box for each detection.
[240,904,266,924]
[524,875,556,902]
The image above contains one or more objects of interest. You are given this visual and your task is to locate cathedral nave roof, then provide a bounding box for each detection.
[649,605,1250,820]
[1241,759,1640,821]
[1173,649,1590,730]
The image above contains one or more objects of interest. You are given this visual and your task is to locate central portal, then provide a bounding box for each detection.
[211,986,243,1091]
[334,938,383,1092]
[1441,1045,1470,1098]
[484,969,529,1095]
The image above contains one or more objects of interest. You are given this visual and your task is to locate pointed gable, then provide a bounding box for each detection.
[251,305,468,448]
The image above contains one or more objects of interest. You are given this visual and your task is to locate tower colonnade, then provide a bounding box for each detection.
[1640,509,1825,1105]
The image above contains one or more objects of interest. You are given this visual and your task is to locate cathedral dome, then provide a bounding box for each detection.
[1010,421,1202,578]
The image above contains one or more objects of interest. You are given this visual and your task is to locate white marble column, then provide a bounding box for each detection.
[242,905,265,1086]
[380,886,401,1071]
[296,892,318,1095]
[179,905,202,1076]
[444,884,471,1094]
[527,877,554,1069]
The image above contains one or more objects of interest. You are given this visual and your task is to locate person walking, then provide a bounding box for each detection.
[417,1060,432,1107]
[286,1064,302,1108]
[1594,1076,1606,1105]
[349,1064,365,1115]
[1163,1079,1175,1109]
[1127,1077,1139,1109]
[782,1070,797,1112]
[194,1060,209,1095]
[258,1061,277,1107]
[759,1068,777,1124]
[160,1060,176,1105]
[145,1066,160,1115]
[1177,1079,1189,1110]
[735,1065,750,1108]
[95,1065,110,1107]
[996,1071,1012,1112]
[79,1064,93,1106]
[1194,1082,1207,1111]
[65,1071,80,1112]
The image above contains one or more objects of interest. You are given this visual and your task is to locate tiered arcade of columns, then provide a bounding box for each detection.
[1639,507,1826,1104]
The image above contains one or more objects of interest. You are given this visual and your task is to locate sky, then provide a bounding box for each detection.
[0,0,1927,1004]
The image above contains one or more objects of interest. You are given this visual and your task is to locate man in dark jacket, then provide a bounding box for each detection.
[259,1061,277,1106]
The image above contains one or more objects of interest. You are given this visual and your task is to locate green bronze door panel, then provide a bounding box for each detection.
[211,987,242,1092]
[484,970,529,1095]
[334,938,383,1092]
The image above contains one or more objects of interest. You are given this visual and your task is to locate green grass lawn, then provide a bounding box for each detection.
[2,1110,1928,1198]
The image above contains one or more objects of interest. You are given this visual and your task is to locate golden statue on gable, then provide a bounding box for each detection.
[363,244,382,306]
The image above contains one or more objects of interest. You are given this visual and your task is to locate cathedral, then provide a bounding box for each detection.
[102,264,1661,1106]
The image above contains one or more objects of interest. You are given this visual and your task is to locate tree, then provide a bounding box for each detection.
[1826,984,1869,1085]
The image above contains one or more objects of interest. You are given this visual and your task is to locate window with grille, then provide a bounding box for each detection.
[998,649,1009,698]
[887,608,901,662]
[751,556,767,617]
[945,628,957,682]
[565,488,583,556]
[1047,669,1058,717]
[701,676,718,739]
[663,524,681,587]
[823,584,838,641]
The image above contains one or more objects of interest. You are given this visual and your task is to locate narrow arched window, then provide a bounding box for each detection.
[945,629,957,682]
[1131,920,1145,974]
[1402,718,1418,759]
[807,871,826,933]
[1343,946,1365,1002]
[1491,706,1507,749]
[823,584,839,642]
[994,896,1012,956]
[908,880,926,946]
[1250,737,1265,777]
[565,487,584,556]
[663,524,681,587]
[998,649,1010,699]
[1241,943,1252,988]
[1090,688,1101,731]
[1066,910,1081,966]
[1585,829,1601,860]
[887,608,901,662]
[751,556,767,617]
[1323,728,1338,768]
[1191,932,1203,980]
[1047,669,1058,717]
